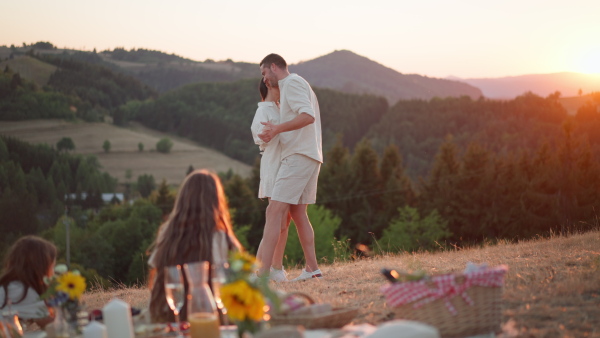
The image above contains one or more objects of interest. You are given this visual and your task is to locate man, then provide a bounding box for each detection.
[256,53,323,281]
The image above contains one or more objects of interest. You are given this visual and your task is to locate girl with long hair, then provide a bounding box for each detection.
[0,235,57,328]
[147,169,242,323]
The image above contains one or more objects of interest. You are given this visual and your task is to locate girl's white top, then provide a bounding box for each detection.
[250,101,282,198]
[0,281,49,318]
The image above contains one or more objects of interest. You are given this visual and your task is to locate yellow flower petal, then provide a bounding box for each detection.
[220,280,264,322]
[55,272,86,300]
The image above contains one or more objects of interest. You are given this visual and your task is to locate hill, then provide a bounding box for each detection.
[365,93,570,178]
[455,72,600,99]
[559,93,598,115]
[98,48,258,92]
[289,50,483,103]
[82,230,600,337]
[7,44,482,101]
[0,120,252,185]
[128,78,389,165]
[0,55,56,87]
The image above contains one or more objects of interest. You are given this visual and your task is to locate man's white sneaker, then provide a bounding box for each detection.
[269,267,288,282]
[291,269,323,282]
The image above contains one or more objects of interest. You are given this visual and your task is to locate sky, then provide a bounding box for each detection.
[3,0,600,78]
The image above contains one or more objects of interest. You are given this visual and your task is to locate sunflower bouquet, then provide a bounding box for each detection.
[219,252,279,338]
[41,264,86,334]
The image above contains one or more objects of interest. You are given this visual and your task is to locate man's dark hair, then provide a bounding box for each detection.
[260,53,287,69]
[259,78,268,101]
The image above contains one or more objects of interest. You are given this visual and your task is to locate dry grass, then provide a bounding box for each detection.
[0,120,252,185]
[0,55,57,87]
[82,230,600,337]
[559,94,595,115]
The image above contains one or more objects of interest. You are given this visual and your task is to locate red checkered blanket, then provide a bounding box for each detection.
[380,265,508,315]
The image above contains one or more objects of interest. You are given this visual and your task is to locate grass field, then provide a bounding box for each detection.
[0,55,57,87]
[0,119,252,186]
[559,94,596,115]
[80,230,600,337]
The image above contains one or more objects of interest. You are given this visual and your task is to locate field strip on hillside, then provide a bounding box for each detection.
[0,120,252,184]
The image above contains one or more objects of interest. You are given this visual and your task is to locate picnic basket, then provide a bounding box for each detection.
[269,292,358,329]
[381,265,507,337]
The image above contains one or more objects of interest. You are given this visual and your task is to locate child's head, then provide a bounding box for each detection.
[1,236,57,306]
[169,169,233,235]
[149,169,241,321]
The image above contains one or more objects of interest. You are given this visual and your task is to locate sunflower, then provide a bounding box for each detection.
[55,272,86,300]
[221,280,265,322]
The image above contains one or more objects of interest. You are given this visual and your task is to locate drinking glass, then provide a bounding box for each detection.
[164,265,185,338]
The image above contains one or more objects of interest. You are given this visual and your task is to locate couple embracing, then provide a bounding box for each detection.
[251,54,323,282]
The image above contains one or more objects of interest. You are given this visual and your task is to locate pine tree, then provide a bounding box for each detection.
[186,165,194,176]
[346,138,382,243]
[224,174,261,249]
[573,139,600,229]
[318,136,352,218]
[378,144,415,232]
[519,142,560,237]
[488,153,528,238]
[0,138,8,162]
[419,136,460,241]
[453,142,494,240]
[154,179,175,216]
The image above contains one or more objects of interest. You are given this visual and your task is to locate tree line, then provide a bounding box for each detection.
[2,122,599,286]
[0,136,117,256]
[0,67,75,120]
[114,78,389,164]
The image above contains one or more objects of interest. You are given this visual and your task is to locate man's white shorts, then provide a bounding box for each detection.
[271,154,321,205]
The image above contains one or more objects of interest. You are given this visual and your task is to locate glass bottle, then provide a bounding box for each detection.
[183,261,220,338]
[53,307,71,338]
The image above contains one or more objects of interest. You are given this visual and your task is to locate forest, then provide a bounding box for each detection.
[1,46,600,286]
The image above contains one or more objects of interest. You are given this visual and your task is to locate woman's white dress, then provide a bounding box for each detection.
[250,101,282,198]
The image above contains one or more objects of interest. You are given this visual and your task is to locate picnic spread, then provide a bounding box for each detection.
[4,262,507,338]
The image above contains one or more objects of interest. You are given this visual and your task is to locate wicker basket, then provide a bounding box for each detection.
[382,266,507,338]
[270,292,359,329]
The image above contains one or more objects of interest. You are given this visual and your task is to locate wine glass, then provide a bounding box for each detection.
[164,265,185,338]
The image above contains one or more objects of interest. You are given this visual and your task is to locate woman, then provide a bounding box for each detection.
[251,78,291,282]
[0,236,57,328]
[148,169,242,323]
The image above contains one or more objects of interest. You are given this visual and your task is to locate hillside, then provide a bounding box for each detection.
[97,48,259,92]
[82,230,600,337]
[99,48,483,101]
[0,120,252,184]
[289,50,483,103]
[456,72,600,99]
[559,93,598,115]
[129,78,389,165]
[0,55,56,87]
[4,44,482,100]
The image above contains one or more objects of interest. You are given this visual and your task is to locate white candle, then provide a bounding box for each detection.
[83,321,108,338]
[102,298,135,338]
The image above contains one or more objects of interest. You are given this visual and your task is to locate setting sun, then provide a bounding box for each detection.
[574,46,600,74]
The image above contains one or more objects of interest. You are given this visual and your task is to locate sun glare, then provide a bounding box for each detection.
[575,47,600,74]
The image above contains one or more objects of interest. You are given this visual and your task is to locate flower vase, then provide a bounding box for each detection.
[236,319,262,338]
[53,305,79,337]
[52,307,70,338]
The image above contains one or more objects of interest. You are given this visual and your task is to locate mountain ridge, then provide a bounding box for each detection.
[289,50,482,103]
[0,44,482,102]
[452,72,600,99]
